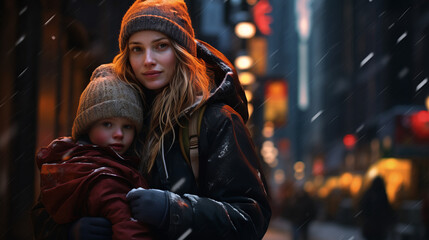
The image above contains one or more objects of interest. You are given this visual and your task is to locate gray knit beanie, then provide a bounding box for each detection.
[72,64,143,140]
[119,0,197,56]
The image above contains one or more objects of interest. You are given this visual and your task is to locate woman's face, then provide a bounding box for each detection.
[128,30,177,91]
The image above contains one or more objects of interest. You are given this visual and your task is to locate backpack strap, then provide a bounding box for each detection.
[179,105,207,181]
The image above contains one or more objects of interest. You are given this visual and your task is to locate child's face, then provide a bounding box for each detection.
[89,117,136,155]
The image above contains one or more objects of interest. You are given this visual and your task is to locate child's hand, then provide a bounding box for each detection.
[69,217,112,240]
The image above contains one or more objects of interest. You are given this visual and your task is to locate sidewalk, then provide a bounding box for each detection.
[262,218,291,240]
[263,218,364,240]
[309,220,363,240]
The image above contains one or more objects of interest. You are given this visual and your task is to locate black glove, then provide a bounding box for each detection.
[126,188,170,228]
[69,217,112,240]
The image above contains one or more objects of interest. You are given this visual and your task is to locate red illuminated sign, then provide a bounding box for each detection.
[343,134,357,149]
[253,0,272,35]
[410,110,429,139]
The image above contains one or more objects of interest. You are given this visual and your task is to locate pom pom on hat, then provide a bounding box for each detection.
[72,64,143,140]
[119,0,196,56]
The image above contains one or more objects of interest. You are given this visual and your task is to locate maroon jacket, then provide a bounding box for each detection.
[36,137,152,240]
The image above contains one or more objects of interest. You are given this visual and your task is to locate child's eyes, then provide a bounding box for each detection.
[123,124,134,130]
[101,121,112,128]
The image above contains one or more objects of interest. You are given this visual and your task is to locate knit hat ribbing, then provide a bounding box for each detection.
[72,64,143,140]
[119,0,196,56]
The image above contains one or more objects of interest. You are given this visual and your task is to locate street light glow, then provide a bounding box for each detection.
[248,103,254,117]
[235,22,256,39]
[234,55,253,70]
[296,0,312,41]
[244,89,253,102]
[296,0,312,110]
[298,17,309,40]
[239,71,256,85]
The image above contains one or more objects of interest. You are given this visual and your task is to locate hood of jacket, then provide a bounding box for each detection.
[192,40,249,123]
[36,137,145,223]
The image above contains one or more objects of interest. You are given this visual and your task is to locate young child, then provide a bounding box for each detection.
[35,64,152,240]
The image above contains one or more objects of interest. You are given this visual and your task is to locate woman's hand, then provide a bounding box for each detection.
[69,217,112,240]
[126,188,170,228]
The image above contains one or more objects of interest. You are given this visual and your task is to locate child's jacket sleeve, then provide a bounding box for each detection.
[37,138,153,240]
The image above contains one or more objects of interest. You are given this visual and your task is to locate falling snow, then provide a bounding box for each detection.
[269,49,279,58]
[416,78,428,91]
[18,68,28,78]
[356,124,364,133]
[397,32,407,43]
[398,7,410,21]
[0,92,17,109]
[360,52,373,67]
[271,63,279,70]
[177,228,192,240]
[171,177,186,192]
[415,35,426,45]
[44,15,56,26]
[19,6,27,15]
[15,35,25,46]
[311,110,323,122]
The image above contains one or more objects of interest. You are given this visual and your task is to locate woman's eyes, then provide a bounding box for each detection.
[130,46,142,52]
[156,42,169,50]
[129,42,169,52]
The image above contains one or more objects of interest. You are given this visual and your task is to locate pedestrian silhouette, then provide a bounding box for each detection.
[359,176,395,240]
[286,187,317,240]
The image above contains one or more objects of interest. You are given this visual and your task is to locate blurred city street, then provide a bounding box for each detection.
[264,217,428,240]
[264,218,363,240]
[1,0,429,239]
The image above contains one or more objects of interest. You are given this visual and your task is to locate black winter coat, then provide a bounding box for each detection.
[149,40,271,239]
[31,40,271,240]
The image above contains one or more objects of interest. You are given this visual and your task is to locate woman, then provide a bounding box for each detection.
[32,0,271,239]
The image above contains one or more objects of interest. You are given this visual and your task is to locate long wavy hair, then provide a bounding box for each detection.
[113,37,213,174]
